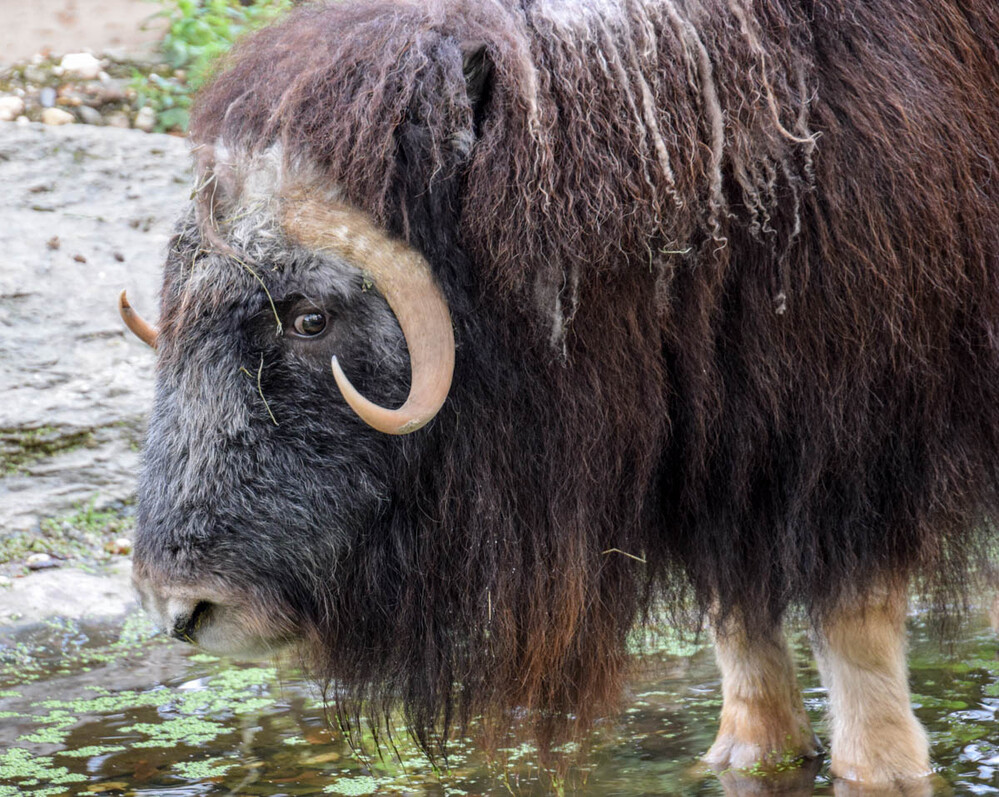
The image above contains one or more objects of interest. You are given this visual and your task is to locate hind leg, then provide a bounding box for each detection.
[706,611,821,771]
[813,582,931,791]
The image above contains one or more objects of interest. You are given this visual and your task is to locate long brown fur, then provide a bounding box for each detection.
[187,0,999,755]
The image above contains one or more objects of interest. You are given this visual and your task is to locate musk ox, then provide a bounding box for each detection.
[124,0,999,791]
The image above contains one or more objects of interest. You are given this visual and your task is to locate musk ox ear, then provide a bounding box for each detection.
[461,42,493,134]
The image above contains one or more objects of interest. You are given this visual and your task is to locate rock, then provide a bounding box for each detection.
[60,53,102,81]
[0,559,136,627]
[26,552,59,570]
[39,86,57,108]
[0,123,189,535]
[23,64,50,84]
[105,110,130,129]
[133,105,156,133]
[0,96,25,122]
[42,107,75,126]
[76,105,103,126]
[86,79,128,107]
[106,537,132,555]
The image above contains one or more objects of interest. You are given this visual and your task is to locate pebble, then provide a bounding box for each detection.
[26,553,61,570]
[133,105,156,133]
[76,105,103,126]
[105,111,131,129]
[39,86,57,108]
[23,64,49,84]
[42,107,75,126]
[0,96,25,122]
[106,537,132,555]
[60,52,103,81]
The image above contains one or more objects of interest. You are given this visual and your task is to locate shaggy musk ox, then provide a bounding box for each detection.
[124,0,999,790]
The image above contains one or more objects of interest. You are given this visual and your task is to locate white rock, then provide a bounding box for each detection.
[42,107,75,126]
[60,52,102,80]
[16,115,29,125]
[133,105,156,133]
[0,96,25,122]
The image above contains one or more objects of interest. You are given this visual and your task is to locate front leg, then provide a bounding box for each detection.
[706,612,821,772]
[813,582,932,792]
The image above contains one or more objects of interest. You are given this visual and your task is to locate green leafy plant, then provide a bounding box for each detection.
[133,0,294,132]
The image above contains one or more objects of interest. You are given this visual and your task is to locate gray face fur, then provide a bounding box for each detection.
[133,178,412,655]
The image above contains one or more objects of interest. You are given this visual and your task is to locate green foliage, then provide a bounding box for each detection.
[133,0,293,132]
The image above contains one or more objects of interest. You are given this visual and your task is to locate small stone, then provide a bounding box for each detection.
[15,115,29,125]
[47,236,60,250]
[73,253,87,263]
[39,86,57,108]
[105,110,130,129]
[42,107,75,126]
[113,251,125,262]
[133,105,156,133]
[26,553,60,570]
[76,105,103,125]
[56,89,84,107]
[0,96,25,122]
[23,64,49,84]
[60,52,102,80]
[106,537,132,555]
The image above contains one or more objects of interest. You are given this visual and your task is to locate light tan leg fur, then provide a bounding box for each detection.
[814,583,932,791]
[706,613,820,771]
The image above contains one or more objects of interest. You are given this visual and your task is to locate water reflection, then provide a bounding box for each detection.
[0,610,995,795]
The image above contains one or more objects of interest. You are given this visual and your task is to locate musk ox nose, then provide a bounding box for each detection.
[170,600,213,644]
[132,565,296,658]
[134,578,214,645]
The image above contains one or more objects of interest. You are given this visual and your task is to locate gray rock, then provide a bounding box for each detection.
[39,86,57,108]
[0,558,136,627]
[0,123,190,535]
[76,105,103,125]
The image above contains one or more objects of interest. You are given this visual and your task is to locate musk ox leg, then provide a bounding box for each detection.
[706,613,821,773]
[813,583,932,792]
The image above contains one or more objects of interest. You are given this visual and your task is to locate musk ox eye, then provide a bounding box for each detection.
[292,312,327,337]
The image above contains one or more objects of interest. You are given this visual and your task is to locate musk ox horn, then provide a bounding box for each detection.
[118,290,159,349]
[282,197,455,435]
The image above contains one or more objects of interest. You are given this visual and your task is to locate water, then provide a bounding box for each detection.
[1,610,996,796]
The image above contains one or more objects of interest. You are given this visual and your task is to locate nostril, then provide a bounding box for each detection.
[171,600,212,643]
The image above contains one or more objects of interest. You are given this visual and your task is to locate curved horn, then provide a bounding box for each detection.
[283,198,455,435]
[118,290,159,349]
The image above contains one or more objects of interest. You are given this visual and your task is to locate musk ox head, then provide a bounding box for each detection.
[129,149,455,656]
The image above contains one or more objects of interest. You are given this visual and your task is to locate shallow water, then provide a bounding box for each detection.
[0,610,996,796]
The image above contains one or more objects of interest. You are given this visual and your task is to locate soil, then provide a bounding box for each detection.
[0,0,167,66]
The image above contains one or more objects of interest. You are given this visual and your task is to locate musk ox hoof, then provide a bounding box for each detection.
[831,771,938,797]
[705,729,822,774]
